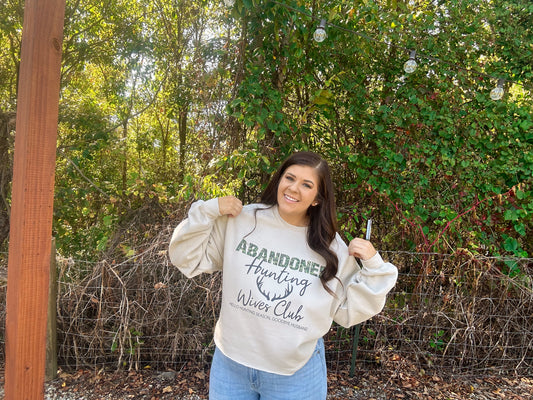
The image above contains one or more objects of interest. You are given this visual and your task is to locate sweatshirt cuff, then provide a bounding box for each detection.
[205,198,222,217]
[189,198,221,220]
[361,252,385,269]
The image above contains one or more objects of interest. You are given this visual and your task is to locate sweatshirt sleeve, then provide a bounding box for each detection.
[168,198,227,278]
[333,252,398,328]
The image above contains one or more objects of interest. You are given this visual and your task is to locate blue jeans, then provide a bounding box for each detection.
[209,338,327,400]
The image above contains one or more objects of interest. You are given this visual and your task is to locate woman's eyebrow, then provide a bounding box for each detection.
[285,172,316,185]
[286,172,315,186]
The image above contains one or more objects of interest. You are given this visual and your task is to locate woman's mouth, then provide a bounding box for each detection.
[284,194,299,202]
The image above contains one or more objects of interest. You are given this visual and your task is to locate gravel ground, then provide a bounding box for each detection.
[1,370,531,399]
[0,384,385,400]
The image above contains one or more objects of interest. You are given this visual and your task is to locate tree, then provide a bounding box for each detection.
[52,0,233,257]
[225,0,532,260]
[0,0,530,262]
[0,0,23,249]
[0,111,15,247]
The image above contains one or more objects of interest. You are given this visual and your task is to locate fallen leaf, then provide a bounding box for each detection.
[195,371,206,380]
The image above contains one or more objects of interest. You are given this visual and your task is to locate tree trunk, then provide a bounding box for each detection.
[178,108,187,181]
[0,111,16,248]
[122,119,128,193]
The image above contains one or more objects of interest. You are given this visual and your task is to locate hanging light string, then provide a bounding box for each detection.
[263,0,531,95]
[313,19,328,42]
[403,50,418,74]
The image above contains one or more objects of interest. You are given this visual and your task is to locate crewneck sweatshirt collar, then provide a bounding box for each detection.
[271,204,309,233]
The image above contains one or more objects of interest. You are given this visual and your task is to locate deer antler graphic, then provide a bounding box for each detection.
[271,283,294,302]
[256,276,271,301]
[256,277,294,302]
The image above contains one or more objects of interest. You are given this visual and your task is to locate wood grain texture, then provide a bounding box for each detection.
[5,0,66,398]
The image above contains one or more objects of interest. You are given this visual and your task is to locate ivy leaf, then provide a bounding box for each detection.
[504,209,519,221]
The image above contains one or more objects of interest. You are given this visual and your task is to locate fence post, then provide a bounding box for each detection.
[46,237,58,381]
[349,323,362,377]
[4,0,66,396]
[350,220,372,377]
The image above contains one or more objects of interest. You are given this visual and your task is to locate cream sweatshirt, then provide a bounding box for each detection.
[169,198,398,375]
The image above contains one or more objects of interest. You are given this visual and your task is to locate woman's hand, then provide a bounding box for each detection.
[218,196,243,217]
[348,238,377,261]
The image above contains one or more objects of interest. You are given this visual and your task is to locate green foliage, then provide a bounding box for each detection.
[429,330,446,352]
[0,0,23,110]
[1,0,531,261]
[224,0,533,259]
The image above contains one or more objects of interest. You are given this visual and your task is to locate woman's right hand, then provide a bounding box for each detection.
[218,196,243,217]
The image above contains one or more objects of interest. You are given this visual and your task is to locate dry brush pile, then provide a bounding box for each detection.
[55,223,221,371]
[1,223,532,377]
[328,251,533,376]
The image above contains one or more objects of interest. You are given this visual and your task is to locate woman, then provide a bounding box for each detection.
[169,151,398,400]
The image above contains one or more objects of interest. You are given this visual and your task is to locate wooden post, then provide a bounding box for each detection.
[46,238,58,381]
[5,0,66,398]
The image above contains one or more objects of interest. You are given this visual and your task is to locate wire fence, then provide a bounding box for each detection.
[1,234,532,378]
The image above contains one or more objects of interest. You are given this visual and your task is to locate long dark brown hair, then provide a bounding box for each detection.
[260,151,339,294]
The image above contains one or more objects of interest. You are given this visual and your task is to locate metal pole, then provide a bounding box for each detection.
[349,219,372,377]
[349,323,362,377]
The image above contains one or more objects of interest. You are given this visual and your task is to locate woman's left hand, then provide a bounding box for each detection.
[348,238,377,261]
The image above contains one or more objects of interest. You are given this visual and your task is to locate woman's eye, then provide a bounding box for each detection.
[303,183,312,189]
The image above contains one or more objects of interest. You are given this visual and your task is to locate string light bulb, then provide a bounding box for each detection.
[490,79,505,101]
[403,50,417,74]
[313,19,327,43]
[223,0,235,6]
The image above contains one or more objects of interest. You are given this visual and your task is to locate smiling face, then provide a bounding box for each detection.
[276,164,320,226]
